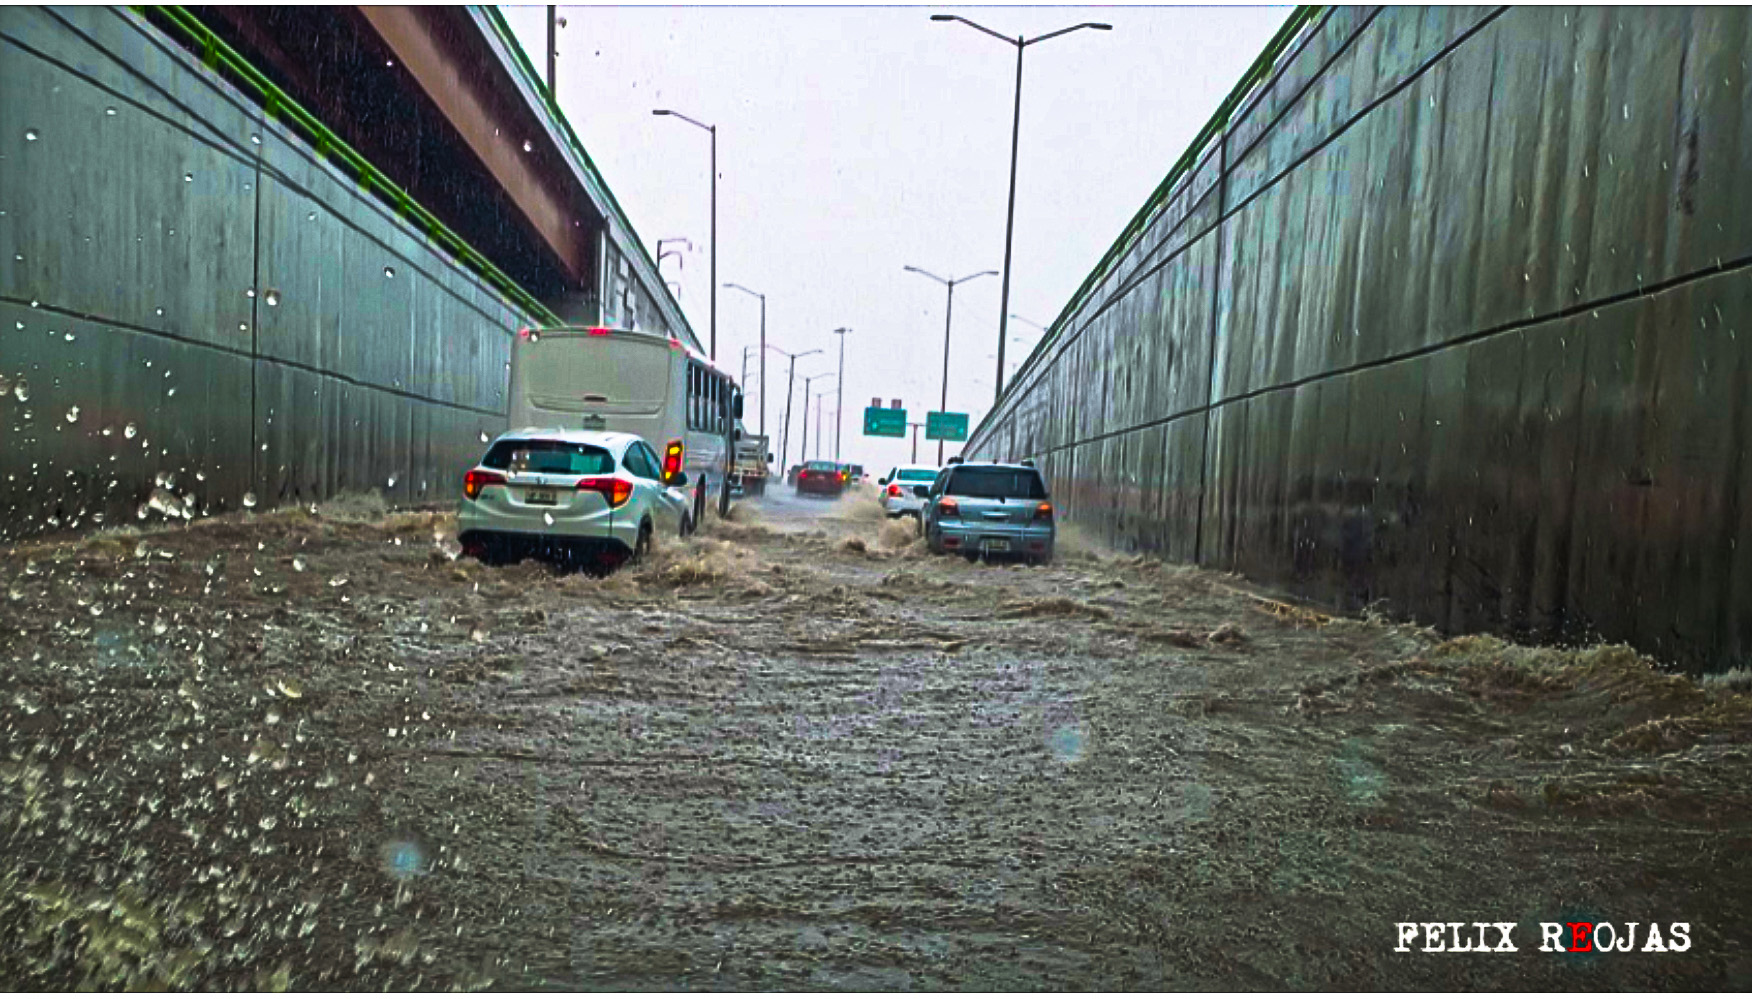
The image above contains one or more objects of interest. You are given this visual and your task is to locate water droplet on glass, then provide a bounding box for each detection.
[24,129,39,141]
[543,511,555,525]
[105,107,117,116]
[264,290,280,306]
[245,288,256,299]
[242,491,257,509]
[479,431,489,443]
[62,331,74,342]
[383,266,396,278]
[152,617,168,636]
[523,140,533,152]
[183,173,193,183]
[250,133,261,145]
[124,422,137,438]
[328,576,348,588]
[239,323,249,332]
[12,380,29,402]
[306,211,317,222]
[292,556,306,572]
[166,387,176,397]
[154,307,164,316]
[387,475,397,488]
[63,406,78,423]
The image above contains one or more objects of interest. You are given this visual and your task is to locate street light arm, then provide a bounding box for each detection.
[723,282,764,301]
[930,13,1017,47]
[955,269,1000,284]
[903,264,950,286]
[652,108,714,134]
[1023,22,1113,46]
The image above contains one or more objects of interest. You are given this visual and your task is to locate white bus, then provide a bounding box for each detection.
[507,325,743,521]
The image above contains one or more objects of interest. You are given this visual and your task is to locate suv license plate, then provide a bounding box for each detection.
[525,488,557,506]
[982,538,1010,553]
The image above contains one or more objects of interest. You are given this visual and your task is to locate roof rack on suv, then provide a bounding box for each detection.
[1019,458,1035,467]
[946,456,963,465]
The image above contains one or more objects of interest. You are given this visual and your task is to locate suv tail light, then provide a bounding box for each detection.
[937,497,959,519]
[1033,501,1054,523]
[576,475,633,508]
[463,469,506,499]
[887,483,901,497]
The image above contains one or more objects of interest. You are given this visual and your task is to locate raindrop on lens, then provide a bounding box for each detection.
[242,491,257,509]
[64,406,78,423]
[383,266,395,278]
[124,423,137,439]
[24,129,39,141]
[264,290,280,306]
[523,140,533,152]
[479,431,489,443]
[12,380,28,402]
[387,475,397,488]
[105,107,117,116]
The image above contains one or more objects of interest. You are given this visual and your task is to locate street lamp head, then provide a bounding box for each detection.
[1090,23,1113,30]
[930,14,953,21]
[652,109,671,116]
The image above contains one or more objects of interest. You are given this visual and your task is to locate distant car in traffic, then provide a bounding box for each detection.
[786,464,802,487]
[794,460,847,498]
[921,461,1054,564]
[877,464,940,519]
[458,430,691,569]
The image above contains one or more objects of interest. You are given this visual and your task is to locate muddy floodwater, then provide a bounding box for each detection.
[3,486,1751,989]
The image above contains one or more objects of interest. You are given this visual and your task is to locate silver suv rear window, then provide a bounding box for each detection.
[482,440,614,476]
[946,467,1047,499]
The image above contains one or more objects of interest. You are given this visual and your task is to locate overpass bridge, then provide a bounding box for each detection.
[967,5,1752,673]
[0,5,692,538]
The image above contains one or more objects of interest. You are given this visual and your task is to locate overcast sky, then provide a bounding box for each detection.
[501,4,1290,472]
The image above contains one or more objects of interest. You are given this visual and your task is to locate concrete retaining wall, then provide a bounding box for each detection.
[968,6,1752,672]
[1,6,527,539]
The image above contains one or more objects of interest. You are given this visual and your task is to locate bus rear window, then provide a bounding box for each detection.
[524,333,670,405]
[482,440,615,476]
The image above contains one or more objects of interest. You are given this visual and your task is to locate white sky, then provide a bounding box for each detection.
[501,4,1290,472]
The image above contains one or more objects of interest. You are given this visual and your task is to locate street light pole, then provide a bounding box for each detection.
[830,327,850,462]
[724,283,767,443]
[652,109,718,359]
[904,266,997,464]
[813,390,835,461]
[929,13,1111,402]
[908,421,924,464]
[545,6,558,98]
[799,372,833,464]
[767,346,821,474]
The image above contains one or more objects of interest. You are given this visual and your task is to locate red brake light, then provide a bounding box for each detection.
[938,497,959,518]
[586,326,612,337]
[576,475,633,507]
[1034,501,1054,523]
[663,440,684,478]
[463,468,506,499]
[887,483,901,497]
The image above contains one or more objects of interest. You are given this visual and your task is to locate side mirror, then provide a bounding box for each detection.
[912,485,929,498]
[877,477,888,486]
[732,395,745,419]
[766,453,774,464]
[666,470,689,488]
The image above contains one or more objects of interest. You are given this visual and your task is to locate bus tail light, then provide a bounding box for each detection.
[576,476,633,508]
[663,440,684,479]
[463,468,506,499]
[586,326,612,337]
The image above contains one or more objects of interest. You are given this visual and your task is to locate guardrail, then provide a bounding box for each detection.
[988,5,1325,425]
[140,5,562,327]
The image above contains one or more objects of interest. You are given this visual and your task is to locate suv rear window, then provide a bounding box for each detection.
[804,461,838,472]
[896,468,937,482]
[946,467,1047,500]
[482,440,614,476]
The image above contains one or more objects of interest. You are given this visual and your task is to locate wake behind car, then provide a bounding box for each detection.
[921,461,1054,563]
[458,430,691,568]
[877,464,940,518]
[794,460,847,497]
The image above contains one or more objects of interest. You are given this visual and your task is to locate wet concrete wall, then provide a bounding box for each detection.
[0,6,527,541]
[968,6,1752,672]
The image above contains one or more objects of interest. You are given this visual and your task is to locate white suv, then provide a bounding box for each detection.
[877,464,940,518]
[458,430,691,568]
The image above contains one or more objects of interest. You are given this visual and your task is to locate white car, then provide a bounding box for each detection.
[458,430,691,567]
[877,464,941,518]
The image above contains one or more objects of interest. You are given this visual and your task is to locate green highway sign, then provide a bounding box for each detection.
[925,411,968,441]
[864,406,907,437]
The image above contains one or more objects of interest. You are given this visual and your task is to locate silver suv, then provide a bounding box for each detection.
[921,461,1054,564]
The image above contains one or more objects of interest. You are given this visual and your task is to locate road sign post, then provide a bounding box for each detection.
[863,406,907,438]
[925,411,968,442]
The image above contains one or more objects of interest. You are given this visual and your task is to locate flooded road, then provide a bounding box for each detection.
[3,487,1751,989]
